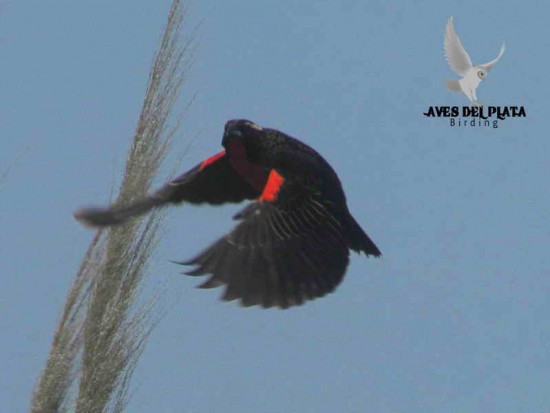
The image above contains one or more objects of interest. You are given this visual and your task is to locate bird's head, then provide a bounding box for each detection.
[476,68,487,80]
[222,119,264,149]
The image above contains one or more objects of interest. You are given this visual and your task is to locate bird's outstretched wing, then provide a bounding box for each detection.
[444,16,473,76]
[181,169,351,309]
[74,151,259,227]
[480,43,505,72]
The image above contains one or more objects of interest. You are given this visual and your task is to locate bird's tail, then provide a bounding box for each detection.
[346,215,381,257]
[445,79,461,92]
[74,194,166,228]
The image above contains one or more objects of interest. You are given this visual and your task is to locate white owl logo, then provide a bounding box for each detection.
[444,17,505,107]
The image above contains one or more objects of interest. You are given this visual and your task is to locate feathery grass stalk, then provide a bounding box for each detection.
[30,233,105,413]
[31,1,194,412]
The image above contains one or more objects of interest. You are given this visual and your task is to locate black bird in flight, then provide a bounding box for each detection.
[75,119,381,308]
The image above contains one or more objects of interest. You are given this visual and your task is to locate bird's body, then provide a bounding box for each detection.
[75,120,380,308]
[455,69,482,103]
[444,17,505,106]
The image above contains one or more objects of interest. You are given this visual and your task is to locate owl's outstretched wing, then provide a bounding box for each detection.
[444,16,473,76]
[480,43,505,72]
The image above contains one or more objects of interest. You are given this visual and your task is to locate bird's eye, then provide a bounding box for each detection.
[229,129,243,138]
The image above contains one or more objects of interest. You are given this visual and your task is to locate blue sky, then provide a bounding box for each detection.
[2,1,549,412]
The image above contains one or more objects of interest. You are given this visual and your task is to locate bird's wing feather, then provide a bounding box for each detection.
[181,170,350,309]
[159,150,258,205]
[74,151,258,227]
[444,17,473,76]
[480,43,505,72]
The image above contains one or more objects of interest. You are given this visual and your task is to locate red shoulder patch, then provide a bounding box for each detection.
[199,150,226,170]
[259,169,285,202]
